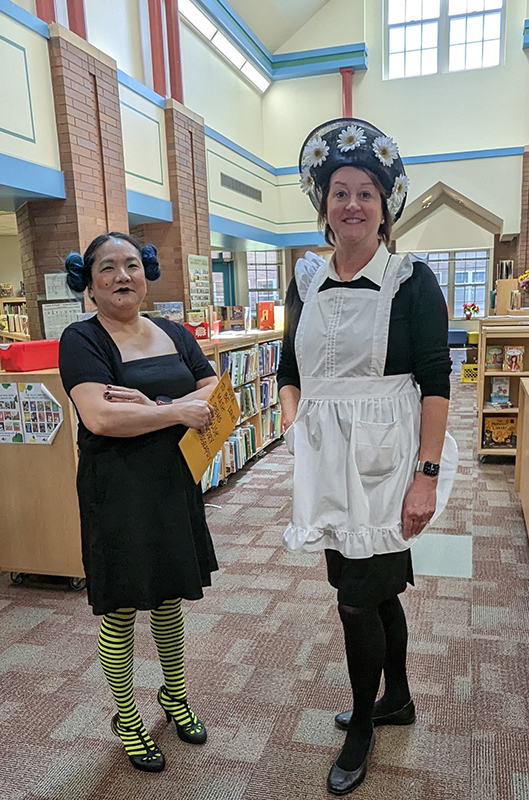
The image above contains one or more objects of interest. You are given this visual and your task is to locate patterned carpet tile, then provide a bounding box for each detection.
[1,371,529,798]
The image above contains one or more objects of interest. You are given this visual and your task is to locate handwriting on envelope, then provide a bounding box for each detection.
[179,371,239,483]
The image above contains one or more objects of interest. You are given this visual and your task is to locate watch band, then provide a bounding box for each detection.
[416,460,440,477]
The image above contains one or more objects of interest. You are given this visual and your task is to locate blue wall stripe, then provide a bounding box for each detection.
[205,126,278,174]
[206,127,525,177]
[0,152,65,197]
[0,0,49,37]
[273,56,367,80]
[209,213,324,247]
[126,190,173,223]
[117,70,166,108]
[403,146,524,165]
[272,43,367,63]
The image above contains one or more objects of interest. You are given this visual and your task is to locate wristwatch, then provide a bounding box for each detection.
[416,460,440,477]
[155,395,173,405]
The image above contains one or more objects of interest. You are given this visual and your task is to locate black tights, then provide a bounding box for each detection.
[336,595,410,770]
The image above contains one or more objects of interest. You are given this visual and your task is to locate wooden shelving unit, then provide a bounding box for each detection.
[477,317,529,459]
[0,297,29,341]
[199,330,283,487]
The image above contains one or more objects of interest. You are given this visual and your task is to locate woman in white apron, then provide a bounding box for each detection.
[277,118,458,795]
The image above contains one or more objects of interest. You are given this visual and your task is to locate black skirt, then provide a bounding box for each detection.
[325,548,414,607]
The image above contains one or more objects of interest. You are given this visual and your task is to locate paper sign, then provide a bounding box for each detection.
[42,302,82,339]
[44,273,77,301]
[0,383,23,443]
[188,254,211,308]
[18,382,63,444]
[179,371,239,483]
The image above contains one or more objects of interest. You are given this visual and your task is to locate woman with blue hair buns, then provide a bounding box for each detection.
[277,120,458,794]
[59,232,218,773]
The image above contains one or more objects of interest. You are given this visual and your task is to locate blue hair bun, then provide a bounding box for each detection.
[142,244,161,281]
[64,251,88,293]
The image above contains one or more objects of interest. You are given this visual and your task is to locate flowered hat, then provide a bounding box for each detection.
[299,118,409,222]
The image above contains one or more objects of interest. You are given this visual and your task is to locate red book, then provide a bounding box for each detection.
[257,301,275,330]
[184,320,209,340]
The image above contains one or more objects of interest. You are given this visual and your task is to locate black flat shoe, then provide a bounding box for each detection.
[327,732,375,795]
[157,686,207,744]
[334,699,416,731]
[111,714,165,773]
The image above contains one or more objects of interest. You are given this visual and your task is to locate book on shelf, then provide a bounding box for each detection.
[257,301,275,330]
[223,423,256,473]
[490,376,510,405]
[201,450,223,492]
[503,346,524,372]
[0,314,8,332]
[483,416,517,449]
[485,346,503,371]
[261,407,282,442]
[260,376,279,409]
[219,346,259,386]
[234,383,258,419]
[259,341,282,376]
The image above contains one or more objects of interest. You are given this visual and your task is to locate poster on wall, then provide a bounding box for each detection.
[44,273,77,301]
[187,255,211,308]
[42,302,82,340]
[18,382,63,444]
[0,383,23,443]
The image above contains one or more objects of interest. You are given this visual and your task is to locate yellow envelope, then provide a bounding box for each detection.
[179,371,240,483]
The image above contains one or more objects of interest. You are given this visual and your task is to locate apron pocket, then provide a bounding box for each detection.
[355,419,399,478]
[283,423,295,455]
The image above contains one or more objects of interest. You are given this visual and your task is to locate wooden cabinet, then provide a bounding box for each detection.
[0,370,84,579]
[477,317,529,458]
[514,379,529,537]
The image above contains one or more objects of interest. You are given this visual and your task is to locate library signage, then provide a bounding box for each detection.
[187,254,211,308]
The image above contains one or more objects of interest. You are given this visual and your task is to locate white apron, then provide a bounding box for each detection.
[283,250,458,558]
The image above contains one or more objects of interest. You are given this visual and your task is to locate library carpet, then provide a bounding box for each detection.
[1,373,529,800]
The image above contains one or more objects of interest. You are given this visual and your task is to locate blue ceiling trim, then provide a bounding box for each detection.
[126,189,173,224]
[0,0,49,38]
[273,55,367,81]
[209,213,324,248]
[0,152,65,211]
[403,146,524,165]
[205,126,278,175]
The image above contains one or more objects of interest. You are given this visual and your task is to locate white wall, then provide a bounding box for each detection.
[0,236,23,296]
[397,207,495,252]
[275,0,364,53]
[181,23,265,157]
[9,0,36,14]
[85,0,148,84]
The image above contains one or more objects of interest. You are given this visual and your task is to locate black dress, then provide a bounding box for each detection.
[59,316,218,615]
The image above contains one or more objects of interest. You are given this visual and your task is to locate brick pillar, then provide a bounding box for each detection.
[131,100,212,311]
[517,147,529,278]
[16,24,128,338]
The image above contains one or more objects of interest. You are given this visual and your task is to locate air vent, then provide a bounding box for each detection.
[220,173,262,202]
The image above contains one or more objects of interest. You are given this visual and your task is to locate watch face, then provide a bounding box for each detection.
[156,395,173,405]
[423,461,440,477]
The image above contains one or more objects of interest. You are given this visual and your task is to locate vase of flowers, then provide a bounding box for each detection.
[518,270,529,307]
[463,302,479,320]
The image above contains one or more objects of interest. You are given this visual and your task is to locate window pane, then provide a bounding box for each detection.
[482,37,500,66]
[406,22,422,50]
[454,286,466,309]
[449,43,466,70]
[466,40,483,68]
[406,0,422,22]
[483,11,501,39]
[484,0,503,9]
[467,14,483,42]
[389,25,406,52]
[388,0,406,24]
[441,286,449,304]
[422,21,438,48]
[406,48,422,75]
[450,17,466,44]
[422,47,438,73]
[468,0,484,11]
[449,0,466,15]
[389,51,406,78]
[422,0,440,19]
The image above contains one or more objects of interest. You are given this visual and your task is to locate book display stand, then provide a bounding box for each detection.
[478,317,529,459]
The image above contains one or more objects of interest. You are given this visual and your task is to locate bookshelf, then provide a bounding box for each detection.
[0,297,29,341]
[477,317,529,460]
[199,331,283,490]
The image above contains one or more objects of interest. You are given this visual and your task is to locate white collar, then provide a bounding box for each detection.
[329,243,391,287]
